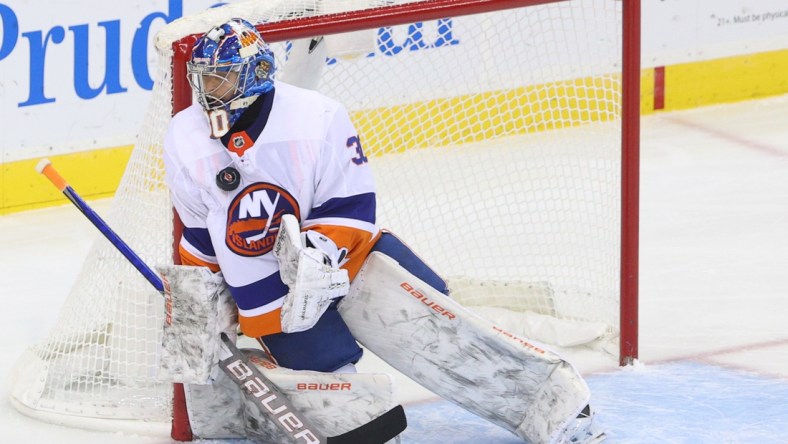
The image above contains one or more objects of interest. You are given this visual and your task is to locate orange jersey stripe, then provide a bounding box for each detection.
[240,307,283,337]
[307,224,381,280]
[178,244,221,272]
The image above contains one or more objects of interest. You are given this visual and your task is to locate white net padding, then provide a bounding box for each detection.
[9,0,627,432]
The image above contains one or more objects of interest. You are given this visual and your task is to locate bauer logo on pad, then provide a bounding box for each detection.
[225,182,300,257]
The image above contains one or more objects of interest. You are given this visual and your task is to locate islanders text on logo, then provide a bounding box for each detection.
[226,182,300,257]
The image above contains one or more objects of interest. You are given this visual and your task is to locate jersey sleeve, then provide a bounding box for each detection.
[227,267,288,337]
[163,125,220,272]
[302,104,380,279]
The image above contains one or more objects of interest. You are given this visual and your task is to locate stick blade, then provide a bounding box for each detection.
[327,405,407,444]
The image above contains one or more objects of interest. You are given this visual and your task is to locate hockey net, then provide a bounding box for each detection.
[9,0,638,435]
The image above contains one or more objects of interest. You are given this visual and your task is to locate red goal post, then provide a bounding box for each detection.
[9,0,640,437]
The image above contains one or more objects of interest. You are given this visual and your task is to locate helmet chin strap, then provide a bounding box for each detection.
[206,96,259,139]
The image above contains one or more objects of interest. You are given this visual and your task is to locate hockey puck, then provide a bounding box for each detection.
[216,166,240,191]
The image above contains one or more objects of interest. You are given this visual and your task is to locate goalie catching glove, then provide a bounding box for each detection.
[274,214,349,333]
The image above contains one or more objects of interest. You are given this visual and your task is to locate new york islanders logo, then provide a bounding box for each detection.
[226,183,300,257]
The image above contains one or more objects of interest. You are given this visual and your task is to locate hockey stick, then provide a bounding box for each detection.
[36,158,406,444]
[36,159,164,292]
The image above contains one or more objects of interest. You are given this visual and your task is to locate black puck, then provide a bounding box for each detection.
[216,166,240,191]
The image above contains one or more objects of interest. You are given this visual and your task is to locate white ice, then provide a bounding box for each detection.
[1,95,787,443]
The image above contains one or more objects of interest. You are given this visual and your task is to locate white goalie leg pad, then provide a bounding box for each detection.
[185,349,399,440]
[244,350,398,440]
[469,306,609,348]
[183,369,247,440]
[339,252,593,444]
[447,278,610,347]
[156,265,238,384]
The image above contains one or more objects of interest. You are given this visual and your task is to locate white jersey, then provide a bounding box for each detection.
[163,81,379,337]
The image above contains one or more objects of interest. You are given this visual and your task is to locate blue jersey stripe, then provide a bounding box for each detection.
[229,272,289,310]
[183,227,216,257]
[307,192,376,224]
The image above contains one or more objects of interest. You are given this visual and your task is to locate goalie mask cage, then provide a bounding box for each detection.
[9,0,640,436]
